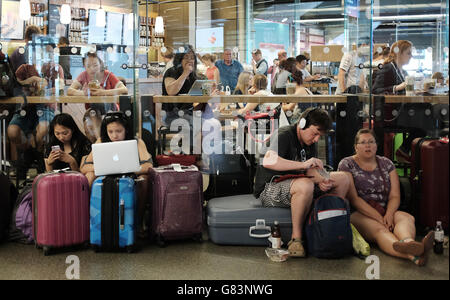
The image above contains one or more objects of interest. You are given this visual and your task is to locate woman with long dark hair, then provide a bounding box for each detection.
[80,111,152,237]
[80,111,152,186]
[44,113,92,172]
[160,45,198,126]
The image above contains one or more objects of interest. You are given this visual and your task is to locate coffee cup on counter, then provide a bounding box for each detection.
[88,80,100,90]
[286,82,296,95]
[405,76,415,96]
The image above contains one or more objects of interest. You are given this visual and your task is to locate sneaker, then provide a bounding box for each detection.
[288,238,306,257]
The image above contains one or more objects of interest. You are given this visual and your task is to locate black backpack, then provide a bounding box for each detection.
[305,194,353,258]
[0,173,18,242]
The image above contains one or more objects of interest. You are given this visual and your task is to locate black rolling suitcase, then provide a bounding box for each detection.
[204,148,255,200]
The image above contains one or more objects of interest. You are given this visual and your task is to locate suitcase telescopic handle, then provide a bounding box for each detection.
[120,199,125,230]
[249,219,271,239]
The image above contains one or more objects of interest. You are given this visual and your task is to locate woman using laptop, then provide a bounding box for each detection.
[80,111,153,237]
[44,113,92,172]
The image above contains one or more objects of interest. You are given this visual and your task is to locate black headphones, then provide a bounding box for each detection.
[298,107,319,130]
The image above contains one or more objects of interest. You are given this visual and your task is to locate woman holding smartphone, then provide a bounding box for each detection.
[44,113,92,172]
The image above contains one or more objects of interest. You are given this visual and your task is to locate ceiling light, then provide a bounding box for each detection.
[155,16,164,35]
[19,0,31,21]
[60,3,72,25]
[96,0,106,27]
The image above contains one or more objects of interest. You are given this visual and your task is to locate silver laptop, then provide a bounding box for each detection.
[187,80,215,96]
[92,140,141,176]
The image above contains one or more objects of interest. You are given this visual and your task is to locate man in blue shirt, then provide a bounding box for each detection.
[215,48,243,91]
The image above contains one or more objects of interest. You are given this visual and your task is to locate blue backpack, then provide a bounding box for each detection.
[305,194,353,258]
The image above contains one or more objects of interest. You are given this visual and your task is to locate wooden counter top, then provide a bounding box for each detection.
[383,95,449,104]
[152,95,348,103]
[0,95,126,104]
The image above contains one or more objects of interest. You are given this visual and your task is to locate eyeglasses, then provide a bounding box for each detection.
[357,140,376,145]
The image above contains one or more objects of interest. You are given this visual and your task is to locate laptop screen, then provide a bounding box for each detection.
[187,80,215,96]
[92,140,140,176]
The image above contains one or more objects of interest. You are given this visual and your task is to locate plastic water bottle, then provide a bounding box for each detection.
[434,221,444,254]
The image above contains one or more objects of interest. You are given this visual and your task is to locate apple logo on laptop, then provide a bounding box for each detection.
[113,154,120,162]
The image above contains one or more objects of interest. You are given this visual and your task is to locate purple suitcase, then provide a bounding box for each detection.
[32,170,90,255]
[148,165,203,246]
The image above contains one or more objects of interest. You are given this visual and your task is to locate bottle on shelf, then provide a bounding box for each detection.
[434,221,444,254]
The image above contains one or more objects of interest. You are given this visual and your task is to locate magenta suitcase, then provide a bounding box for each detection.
[148,165,203,246]
[32,170,90,255]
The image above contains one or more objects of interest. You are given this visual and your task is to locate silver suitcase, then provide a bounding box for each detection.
[207,194,292,246]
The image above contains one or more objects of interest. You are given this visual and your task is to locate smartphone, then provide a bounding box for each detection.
[317,168,330,180]
[51,145,61,152]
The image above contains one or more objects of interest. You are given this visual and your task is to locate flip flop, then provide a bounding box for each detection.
[412,232,434,267]
[422,231,434,253]
[393,239,424,257]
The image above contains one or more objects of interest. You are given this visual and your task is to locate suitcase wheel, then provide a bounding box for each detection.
[43,246,51,256]
[126,245,135,253]
[193,233,203,243]
[156,235,166,248]
[92,245,101,253]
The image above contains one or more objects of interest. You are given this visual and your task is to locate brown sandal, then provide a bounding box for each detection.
[412,232,434,267]
[393,239,424,256]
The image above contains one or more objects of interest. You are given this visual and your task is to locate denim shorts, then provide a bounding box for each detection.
[9,105,55,135]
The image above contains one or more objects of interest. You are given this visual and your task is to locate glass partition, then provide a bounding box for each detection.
[1,1,449,230]
[0,0,138,182]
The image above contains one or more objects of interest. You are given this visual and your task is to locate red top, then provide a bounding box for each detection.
[206,66,218,81]
[76,70,120,91]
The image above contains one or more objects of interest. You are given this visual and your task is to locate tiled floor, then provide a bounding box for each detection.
[0,234,447,280]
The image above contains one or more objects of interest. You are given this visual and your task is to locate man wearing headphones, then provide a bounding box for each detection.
[253,107,350,257]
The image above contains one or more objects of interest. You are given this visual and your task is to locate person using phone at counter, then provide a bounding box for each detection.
[67,52,128,116]
[161,45,199,126]
[68,52,128,97]
[44,113,92,172]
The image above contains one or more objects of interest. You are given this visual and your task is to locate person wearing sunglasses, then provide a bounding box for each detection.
[80,111,153,237]
[338,129,433,266]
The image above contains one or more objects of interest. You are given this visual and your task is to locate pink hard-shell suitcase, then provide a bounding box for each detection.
[148,165,203,246]
[32,170,90,255]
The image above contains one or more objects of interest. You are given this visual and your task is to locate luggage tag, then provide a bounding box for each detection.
[51,167,71,174]
[171,163,185,172]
